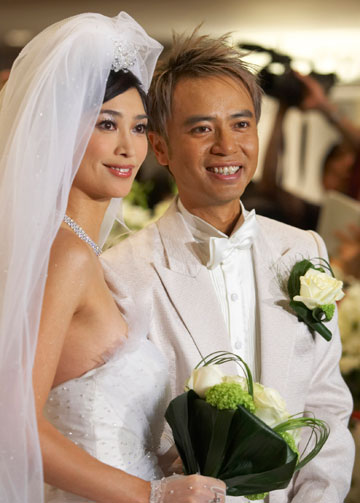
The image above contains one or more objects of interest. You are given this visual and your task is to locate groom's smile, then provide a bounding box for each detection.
[150,74,259,220]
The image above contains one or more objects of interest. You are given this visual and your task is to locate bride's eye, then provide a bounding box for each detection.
[98,119,116,131]
[133,123,148,134]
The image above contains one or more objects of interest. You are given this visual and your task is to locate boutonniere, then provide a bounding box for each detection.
[287,258,345,341]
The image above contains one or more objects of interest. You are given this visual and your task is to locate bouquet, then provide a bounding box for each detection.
[165,352,329,500]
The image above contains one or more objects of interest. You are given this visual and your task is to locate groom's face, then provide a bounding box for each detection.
[150,74,258,212]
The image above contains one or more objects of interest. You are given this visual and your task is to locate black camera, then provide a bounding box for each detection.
[239,43,337,107]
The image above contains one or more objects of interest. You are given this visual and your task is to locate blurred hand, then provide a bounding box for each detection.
[293,71,330,111]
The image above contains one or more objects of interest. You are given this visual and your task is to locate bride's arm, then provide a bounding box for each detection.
[33,233,151,503]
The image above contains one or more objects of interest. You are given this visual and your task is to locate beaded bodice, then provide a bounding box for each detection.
[44,336,169,502]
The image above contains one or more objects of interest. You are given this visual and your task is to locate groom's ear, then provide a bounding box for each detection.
[148,132,170,167]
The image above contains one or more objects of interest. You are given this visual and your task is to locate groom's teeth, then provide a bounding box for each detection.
[208,166,240,175]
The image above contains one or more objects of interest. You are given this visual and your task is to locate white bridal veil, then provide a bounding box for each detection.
[0,12,162,502]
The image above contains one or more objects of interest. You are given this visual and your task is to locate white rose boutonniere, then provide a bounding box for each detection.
[293,268,344,310]
[288,258,345,341]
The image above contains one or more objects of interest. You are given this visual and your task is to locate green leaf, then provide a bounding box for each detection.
[166,394,298,497]
[164,391,199,474]
[274,416,329,470]
[220,405,297,495]
[289,300,332,341]
[311,257,336,277]
[287,259,313,299]
[202,404,234,476]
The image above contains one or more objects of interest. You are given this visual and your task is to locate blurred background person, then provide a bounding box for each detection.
[242,69,360,230]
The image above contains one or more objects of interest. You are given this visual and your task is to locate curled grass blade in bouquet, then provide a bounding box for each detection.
[165,351,329,500]
[288,258,344,341]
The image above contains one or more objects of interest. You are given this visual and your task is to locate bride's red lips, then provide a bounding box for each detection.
[104,164,135,178]
[104,164,135,169]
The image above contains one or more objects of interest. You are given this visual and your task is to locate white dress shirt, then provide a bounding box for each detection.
[178,199,260,380]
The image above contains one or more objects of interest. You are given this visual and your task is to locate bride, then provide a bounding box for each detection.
[0,11,226,503]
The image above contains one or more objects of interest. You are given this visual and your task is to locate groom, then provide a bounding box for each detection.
[102,32,354,502]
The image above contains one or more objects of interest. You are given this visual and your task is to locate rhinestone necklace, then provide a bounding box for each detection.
[63,215,102,256]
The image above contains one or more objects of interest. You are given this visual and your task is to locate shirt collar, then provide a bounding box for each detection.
[177,197,252,242]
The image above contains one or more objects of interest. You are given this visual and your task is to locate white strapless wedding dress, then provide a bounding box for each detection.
[44,306,170,502]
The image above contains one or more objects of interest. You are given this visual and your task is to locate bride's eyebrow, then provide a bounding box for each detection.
[100,109,148,120]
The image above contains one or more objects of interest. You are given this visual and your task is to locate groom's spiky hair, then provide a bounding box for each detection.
[148,29,263,139]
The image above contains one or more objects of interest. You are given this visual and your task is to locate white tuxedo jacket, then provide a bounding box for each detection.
[102,200,354,503]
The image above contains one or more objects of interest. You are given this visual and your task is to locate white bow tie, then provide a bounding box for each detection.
[206,210,257,270]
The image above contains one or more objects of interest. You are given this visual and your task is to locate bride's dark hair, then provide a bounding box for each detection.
[104,69,147,109]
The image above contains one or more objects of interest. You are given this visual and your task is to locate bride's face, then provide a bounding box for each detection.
[73,87,148,200]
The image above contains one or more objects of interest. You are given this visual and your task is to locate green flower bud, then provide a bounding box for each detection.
[246,492,269,500]
[320,303,335,321]
[205,382,255,412]
[279,431,299,456]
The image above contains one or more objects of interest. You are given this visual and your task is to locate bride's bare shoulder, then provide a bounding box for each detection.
[49,226,98,280]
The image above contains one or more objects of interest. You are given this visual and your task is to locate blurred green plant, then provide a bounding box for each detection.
[124,179,154,209]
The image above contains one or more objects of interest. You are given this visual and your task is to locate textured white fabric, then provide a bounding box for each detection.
[178,199,259,378]
[0,12,162,503]
[102,201,354,502]
[207,211,257,270]
[44,335,169,502]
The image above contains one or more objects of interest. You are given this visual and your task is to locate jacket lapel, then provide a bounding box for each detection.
[154,203,233,360]
[154,204,301,386]
[252,219,298,397]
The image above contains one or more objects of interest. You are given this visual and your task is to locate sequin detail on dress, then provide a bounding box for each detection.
[44,338,169,502]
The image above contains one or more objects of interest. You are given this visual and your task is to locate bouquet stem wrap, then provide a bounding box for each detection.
[166,390,297,496]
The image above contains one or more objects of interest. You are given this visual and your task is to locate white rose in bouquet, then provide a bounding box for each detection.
[186,364,224,398]
[193,373,291,428]
[253,383,290,428]
[293,268,344,310]
[222,375,248,387]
